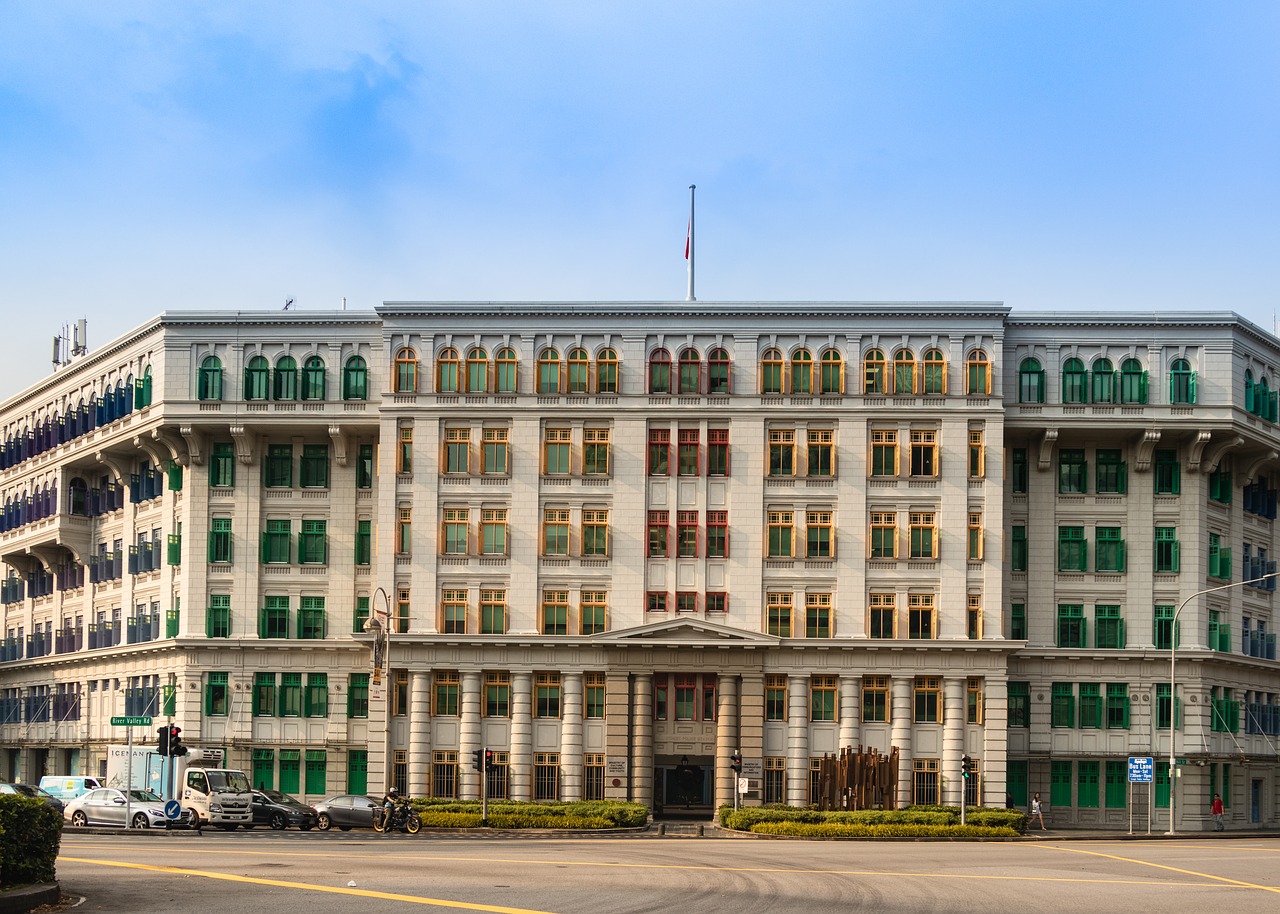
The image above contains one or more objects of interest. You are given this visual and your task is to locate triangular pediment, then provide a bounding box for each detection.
[593,616,779,646]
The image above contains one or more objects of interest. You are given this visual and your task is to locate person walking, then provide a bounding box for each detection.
[1029,792,1047,831]
[1211,793,1225,832]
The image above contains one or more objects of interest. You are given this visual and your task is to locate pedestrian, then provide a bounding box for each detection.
[1005,792,1015,810]
[1211,793,1224,832]
[1029,792,1046,831]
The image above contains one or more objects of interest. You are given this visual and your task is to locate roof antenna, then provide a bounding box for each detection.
[283,297,295,311]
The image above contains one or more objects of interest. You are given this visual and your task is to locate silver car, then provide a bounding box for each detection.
[65,788,191,829]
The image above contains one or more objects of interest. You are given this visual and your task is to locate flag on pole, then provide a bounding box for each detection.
[685,220,691,260]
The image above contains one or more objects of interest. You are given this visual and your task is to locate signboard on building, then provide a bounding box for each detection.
[741,758,763,779]
[606,757,627,777]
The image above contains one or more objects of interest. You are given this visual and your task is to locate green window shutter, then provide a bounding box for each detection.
[167,533,182,566]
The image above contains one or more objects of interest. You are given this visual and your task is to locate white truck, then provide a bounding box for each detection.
[104,746,252,828]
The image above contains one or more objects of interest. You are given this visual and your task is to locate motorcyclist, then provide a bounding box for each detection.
[381,787,400,830]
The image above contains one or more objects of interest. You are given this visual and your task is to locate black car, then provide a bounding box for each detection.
[313,794,381,831]
[0,782,65,815]
[247,789,318,830]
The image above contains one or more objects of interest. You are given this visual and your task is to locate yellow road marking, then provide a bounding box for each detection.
[58,857,555,913]
[1037,845,1280,894]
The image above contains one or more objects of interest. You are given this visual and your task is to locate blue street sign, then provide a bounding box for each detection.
[1128,756,1154,783]
[164,800,182,820]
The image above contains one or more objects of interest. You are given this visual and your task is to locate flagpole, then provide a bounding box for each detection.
[686,184,696,302]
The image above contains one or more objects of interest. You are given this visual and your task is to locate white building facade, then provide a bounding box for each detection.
[0,303,1275,830]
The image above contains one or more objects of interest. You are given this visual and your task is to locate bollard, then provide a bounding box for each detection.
[696,824,704,836]
[657,823,665,835]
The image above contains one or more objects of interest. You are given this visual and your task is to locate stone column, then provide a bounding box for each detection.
[982,677,1008,806]
[943,677,965,806]
[459,671,482,800]
[787,674,810,805]
[715,675,740,810]
[408,671,432,797]
[510,671,533,801]
[891,675,914,807]
[630,674,653,809]
[839,675,861,753]
[561,672,583,801]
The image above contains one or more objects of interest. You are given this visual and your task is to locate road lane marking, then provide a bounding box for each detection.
[1036,845,1280,894]
[58,857,556,913]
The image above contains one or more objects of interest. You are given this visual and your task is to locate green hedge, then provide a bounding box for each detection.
[720,804,1027,837]
[411,800,647,829]
[751,821,1020,838]
[0,795,61,886]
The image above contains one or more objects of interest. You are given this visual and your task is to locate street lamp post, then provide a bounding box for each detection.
[1167,572,1278,835]
[365,586,393,793]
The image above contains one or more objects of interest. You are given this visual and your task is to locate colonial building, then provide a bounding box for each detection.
[0,303,1275,830]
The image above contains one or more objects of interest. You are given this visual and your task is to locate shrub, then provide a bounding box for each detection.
[0,795,61,886]
[750,821,1019,838]
[409,800,646,829]
[720,804,1024,838]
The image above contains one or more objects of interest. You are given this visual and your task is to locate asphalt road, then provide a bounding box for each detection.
[54,830,1280,914]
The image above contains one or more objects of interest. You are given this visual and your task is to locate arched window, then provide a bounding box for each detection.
[198,356,223,401]
[244,356,269,400]
[1019,357,1045,404]
[301,356,326,400]
[1062,357,1087,404]
[966,350,990,395]
[394,347,418,393]
[1245,369,1256,413]
[922,349,946,395]
[342,356,367,400]
[893,349,916,394]
[820,349,843,394]
[437,348,460,393]
[1091,358,1115,404]
[596,348,619,394]
[495,347,518,393]
[1170,358,1196,405]
[708,348,731,394]
[678,348,701,394]
[1259,375,1272,418]
[649,348,672,394]
[273,355,297,401]
[791,348,813,395]
[537,348,561,394]
[122,376,134,416]
[863,349,886,394]
[1120,358,1147,404]
[568,348,590,394]
[135,366,153,409]
[68,477,88,516]
[466,347,488,392]
[759,348,783,394]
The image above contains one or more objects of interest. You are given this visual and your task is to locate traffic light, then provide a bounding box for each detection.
[471,748,485,773]
[483,748,494,771]
[169,725,188,757]
[730,749,743,773]
[157,725,170,757]
[961,755,973,779]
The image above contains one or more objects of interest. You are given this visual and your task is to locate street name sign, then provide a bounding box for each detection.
[110,716,153,727]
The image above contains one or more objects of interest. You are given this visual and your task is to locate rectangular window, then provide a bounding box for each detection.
[677,511,699,557]
[706,511,728,558]
[480,590,506,635]
[205,672,229,717]
[1010,447,1028,493]
[968,429,985,478]
[646,592,668,613]
[810,675,836,722]
[211,442,235,487]
[397,426,413,475]
[299,444,329,488]
[276,673,302,717]
[1051,682,1075,728]
[260,595,289,639]
[1010,525,1027,572]
[1057,603,1086,648]
[1079,682,1103,729]
[1058,526,1087,572]
[482,428,509,475]
[968,512,983,560]
[913,758,940,806]
[1008,681,1030,728]
[298,520,327,565]
[208,517,233,564]
[1095,526,1126,572]
[544,427,571,475]
[442,508,469,555]
[1058,448,1087,494]
[541,590,568,635]
[395,588,410,634]
[764,758,785,804]
[484,672,510,717]
[707,429,729,476]
[1153,604,1180,650]
[1155,683,1181,729]
[766,592,793,637]
[352,596,369,633]
[207,594,231,638]
[909,512,937,559]
[583,428,611,475]
[261,519,291,564]
[674,674,696,720]
[768,429,795,476]
[767,510,794,558]
[1153,448,1180,495]
[1095,604,1125,648]
[1095,449,1127,494]
[805,592,831,638]
[1209,466,1232,504]
[444,427,470,474]
[909,430,937,476]
[580,591,607,635]
[356,443,374,489]
[396,508,411,554]
[584,672,606,718]
[967,677,983,723]
[1078,760,1100,809]
[535,672,562,718]
[705,592,728,613]
[1010,602,1026,640]
[1106,683,1129,729]
[807,429,834,477]
[347,673,369,719]
[647,510,670,557]
[870,430,898,477]
[355,519,372,566]
[766,674,787,721]
[908,593,935,639]
[297,596,326,639]
[1208,532,1231,579]
[481,508,507,555]
[806,510,833,558]
[914,676,941,723]
[1155,527,1180,573]
[305,674,328,717]
[869,512,897,559]
[543,509,570,556]
[868,593,896,639]
[264,444,292,488]
[582,509,609,557]
[862,675,889,722]
[677,429,700,476]
[441,589,467,635]
[253,672,275,717]
[647,429,670,476]
[583,753,605,801]
[966,594,982,640]
[433,671,459,716]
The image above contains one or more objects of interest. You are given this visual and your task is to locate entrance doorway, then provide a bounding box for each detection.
[654,756,710,815]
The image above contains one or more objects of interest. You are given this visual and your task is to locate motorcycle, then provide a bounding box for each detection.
[374,797,421,834]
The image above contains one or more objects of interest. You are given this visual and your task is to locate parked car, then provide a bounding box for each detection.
[0,783,65,814]
[248,789,318,830]
[65,788,191,829]
[313,794,381,831]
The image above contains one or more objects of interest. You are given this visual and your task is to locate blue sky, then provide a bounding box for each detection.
[2,1,1277,388]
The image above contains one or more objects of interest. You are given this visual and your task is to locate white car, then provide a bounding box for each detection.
[65,788,191,829]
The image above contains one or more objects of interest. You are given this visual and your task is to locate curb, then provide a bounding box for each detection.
[0,881,59,914]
